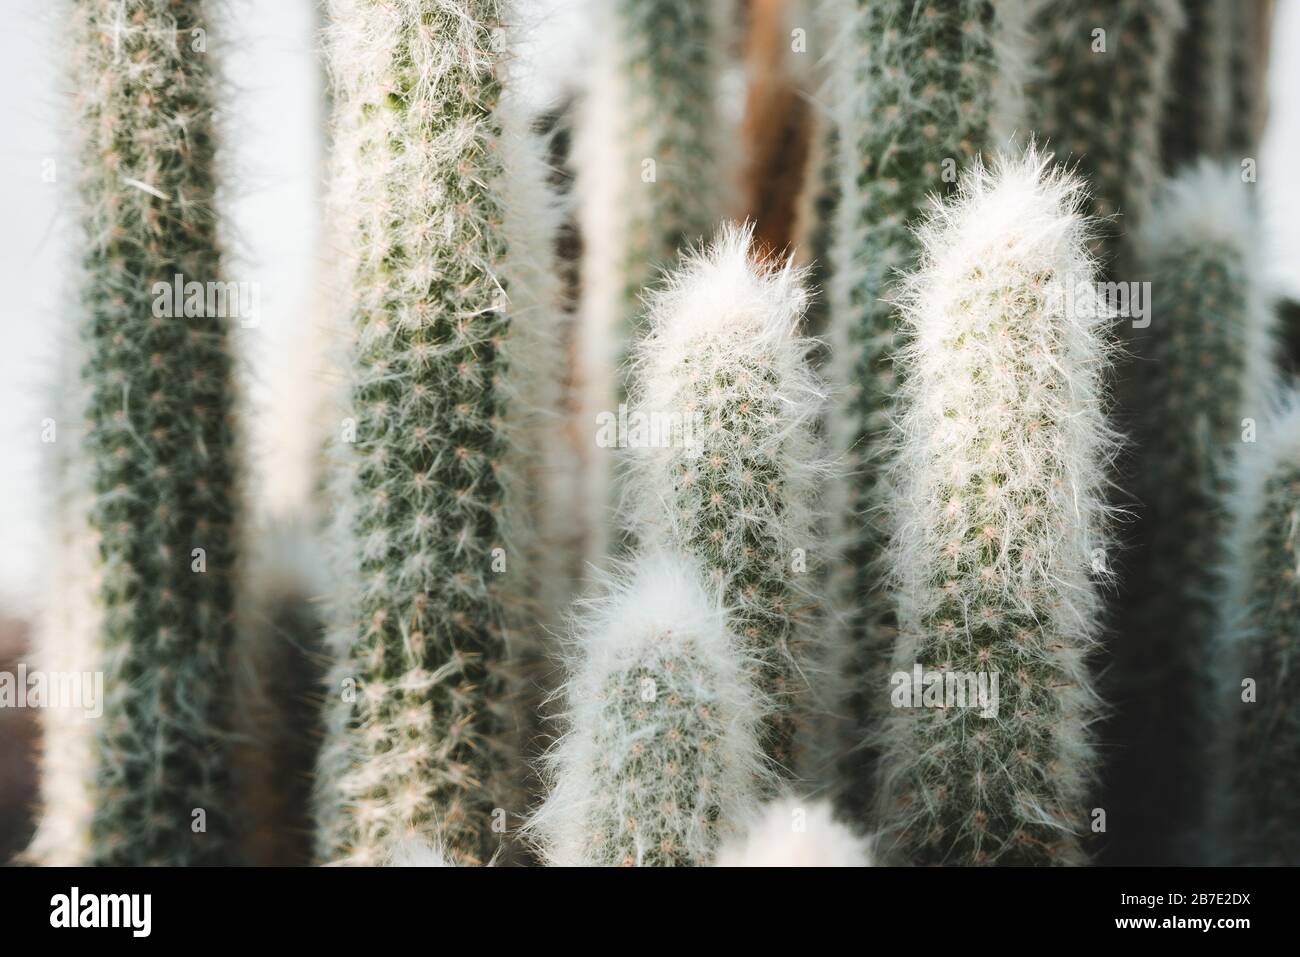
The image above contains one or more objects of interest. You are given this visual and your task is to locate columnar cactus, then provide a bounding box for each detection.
[824,0,1030,819]
[1159,0,1235,170]
[1214,398,1300,866]
[48,0,244,866]
[530,551,768,866]
[874,153,1116,865]
[1225,0,1273,158]
[570,0,732,575]
[1108,162,1273,863]
[315,0,558,867]
[1028,0,1182,239]
[625,225,826,775]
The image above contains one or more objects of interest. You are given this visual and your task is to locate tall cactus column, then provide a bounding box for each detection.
[315,0,528,867]
[1215,401,1300,866]
[874,154,1116,865]
[1107,163,1274,864]
[625,226,825,776]
[824,0,1028,820]
[67,0,242,865]
[1028,0,1182,244]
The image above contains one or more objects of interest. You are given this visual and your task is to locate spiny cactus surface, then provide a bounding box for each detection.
[66,0,242,866]
[531,552,768,866]
[316,0,533,867]
[825,0,1028,821]
[874,153,1115,865]
[626,225,825,776]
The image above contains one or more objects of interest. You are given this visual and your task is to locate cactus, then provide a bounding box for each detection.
[570,0,732,576]
[1107,162,1273,864]
[625,225,826,776]
[1160,0,1235,170]
[1028,0,1182,243]
[25,343,102,866]
[530,551,769,866]
[715,796,874,866]
[314,0,559,867]
[873,152,1116,865]
[823,0,1030,820]
[1214,398,1300,865]
[41,0,244,866]
[1225,0,1273,159]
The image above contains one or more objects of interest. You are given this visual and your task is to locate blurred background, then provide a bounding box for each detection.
[2,0,1298,861]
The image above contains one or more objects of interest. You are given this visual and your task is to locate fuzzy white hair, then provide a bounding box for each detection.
[715,796,874,866]
[875,148,1118,864]
[528,549,771,866]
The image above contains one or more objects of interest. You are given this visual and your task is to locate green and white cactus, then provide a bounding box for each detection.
[625,224,826,775]
[873,152,1116,865]
[50,0,245,866]
[1214,397,1300,866]
[531,550,769,866]
[314,0,559,867]
[569,0,733,576]
[823,0,1031,820]
[1109,162,1273,863]
[1028,0,1182,242]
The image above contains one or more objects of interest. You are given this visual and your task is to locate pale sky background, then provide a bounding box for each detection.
[0,1,1297,614]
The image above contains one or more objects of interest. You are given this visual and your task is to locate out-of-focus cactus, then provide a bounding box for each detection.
[314,0,558,867]
[823,0,1031,822]
[625,225,826,775]
[874,152,1116,865]
[1107,162,1273,864]
[1028,0,1182,243]
[530,551,769,866]
[41,0,245,866]
[1160,0,1235,169]
[570,0,733,576]
[1213,398,1300,866]
[25,343,101,866]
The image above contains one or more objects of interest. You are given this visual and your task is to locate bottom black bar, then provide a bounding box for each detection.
[0,865,1281,942]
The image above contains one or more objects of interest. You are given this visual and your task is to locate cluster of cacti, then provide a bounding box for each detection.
[18,0,1298,871]
[822,0,1029,819]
